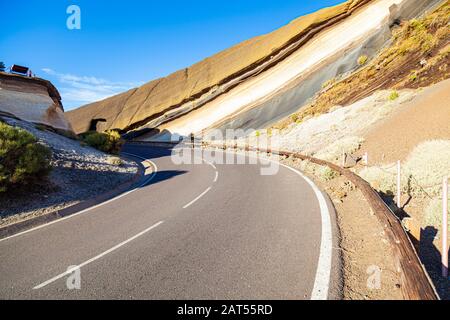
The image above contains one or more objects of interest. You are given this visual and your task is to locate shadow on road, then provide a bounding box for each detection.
[140,170,188,188]
[122,143,177,161]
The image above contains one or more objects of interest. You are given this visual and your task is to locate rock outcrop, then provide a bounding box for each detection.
[66,0,441,139]
[0,72,73,133]
[66,0,371,134]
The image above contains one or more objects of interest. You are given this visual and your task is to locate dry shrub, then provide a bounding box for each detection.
[424,197,450,233]
[315,136,365,163]
[80,130,123,154]
[360,140,450,197]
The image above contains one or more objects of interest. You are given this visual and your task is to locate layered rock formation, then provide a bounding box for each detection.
[0,72,73,133]
[66,0,441,139]
[66,0,370,134]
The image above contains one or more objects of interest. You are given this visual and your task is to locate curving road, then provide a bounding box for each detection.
[0,144,340,299]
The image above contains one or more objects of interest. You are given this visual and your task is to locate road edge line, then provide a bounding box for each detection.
[0,153,158,243]
[207,148,334,300]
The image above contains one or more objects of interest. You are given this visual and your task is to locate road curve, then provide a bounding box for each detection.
[0,144,340,299]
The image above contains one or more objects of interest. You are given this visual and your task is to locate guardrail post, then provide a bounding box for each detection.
[397,160,401,208]
[443,176,448,278]
[190,133,195,149]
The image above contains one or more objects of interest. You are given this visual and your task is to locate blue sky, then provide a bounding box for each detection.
[1,0,344,110]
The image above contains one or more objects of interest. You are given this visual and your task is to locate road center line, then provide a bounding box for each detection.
[33,221,164,290]
[179,148,218,209]
[214,171,219,183]
[182,187,212,209]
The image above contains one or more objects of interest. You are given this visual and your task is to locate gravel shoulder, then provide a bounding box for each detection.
[0,117,139,227]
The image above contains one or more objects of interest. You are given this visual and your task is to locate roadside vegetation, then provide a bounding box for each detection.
[79,130,123,155]
[273,2,450,130]
[357,55,368,66]
[359,140,450,235]
[388,90,399,101]
[360,140,450,198]
[314,136,365,164]
[0,122,52,192]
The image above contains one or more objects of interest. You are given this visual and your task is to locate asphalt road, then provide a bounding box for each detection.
[0,144,340,299]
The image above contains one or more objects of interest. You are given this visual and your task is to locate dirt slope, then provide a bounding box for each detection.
[357,79,450,164]
[66,0,371,134]
[277,1,449,127]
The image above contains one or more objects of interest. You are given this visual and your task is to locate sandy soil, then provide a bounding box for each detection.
[356,79,450,164]
[279,157,404,299]
[353,79,450,299]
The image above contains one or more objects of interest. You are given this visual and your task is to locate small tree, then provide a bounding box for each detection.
[0,62,5,72]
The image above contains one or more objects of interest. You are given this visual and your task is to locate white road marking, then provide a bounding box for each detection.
[0,153,158,243]
[278,163,332,300]
[178,148,218,209]
[33,221,164,290]
[199,155,218,184]
[215,148,333,300]
[182,187,212,209]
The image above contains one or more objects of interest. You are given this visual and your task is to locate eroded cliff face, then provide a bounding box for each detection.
[0,72,74,133]
[66,0,441,139]
[66,0,370,134]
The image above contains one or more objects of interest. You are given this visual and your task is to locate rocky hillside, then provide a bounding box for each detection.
[273,0,449,129]
[0,72,73,134]
[66,0,371,134]
[67,0,442,140]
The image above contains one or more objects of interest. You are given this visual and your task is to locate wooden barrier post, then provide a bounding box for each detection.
[190,133,195,149]
[443,176,448,278]
[363,152,368,166]
[342,150,346,168]
[397,160,401,208]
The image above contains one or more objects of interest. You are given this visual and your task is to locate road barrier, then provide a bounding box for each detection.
[206,142,439,300]
[126,140,439,300]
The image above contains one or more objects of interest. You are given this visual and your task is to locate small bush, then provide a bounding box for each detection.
[409,19,426,32]
[389,91,399,101]
[359,166,396,195]
[319,166,340,181]
[357,55,368,66]
[81,130,123,154]
[0,122,52,192]
[315,136,365,164]
[106,156,123,166]
[360,140,450,198]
